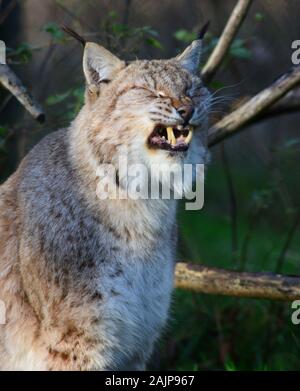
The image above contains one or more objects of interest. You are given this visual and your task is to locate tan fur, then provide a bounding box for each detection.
[0,39,211,370]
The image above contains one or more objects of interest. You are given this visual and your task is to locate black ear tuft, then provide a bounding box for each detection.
[62,25,86,47]
[197,21,210,40]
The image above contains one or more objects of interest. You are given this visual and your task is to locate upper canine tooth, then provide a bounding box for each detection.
[166,127,176,146]
[185,128,193,144]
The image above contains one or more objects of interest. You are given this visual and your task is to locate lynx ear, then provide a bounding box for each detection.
[176,21,209,74]
[176,40,202,74]
[83,42,125,86]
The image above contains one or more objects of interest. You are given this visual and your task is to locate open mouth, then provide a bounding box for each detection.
[148,125,193,152]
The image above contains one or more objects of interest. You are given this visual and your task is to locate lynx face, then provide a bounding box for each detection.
[81,40,211,190]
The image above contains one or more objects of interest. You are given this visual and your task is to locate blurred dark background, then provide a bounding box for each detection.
[1,0,300,370]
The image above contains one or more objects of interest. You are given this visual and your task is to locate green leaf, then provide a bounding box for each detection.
[145,37,163,49]
[209,80,225,89]
[284,138,300,149]
[46,90,71,106]
[11,43,33,63]
[230,46,251,59]
[139,26,159,37]
[43,22,64,42]
[111,23,129,35]
[72,86,85,109]
[230,39,252,59]
[107,10,118,20]
[255,12,264,22]
[225,359,238,371]
[174,29,197,43]
[0,126,7,137]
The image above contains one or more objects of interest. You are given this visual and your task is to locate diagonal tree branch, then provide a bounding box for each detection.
[256,87,300,120]
[0,0,18,25]
[208,66,300,146]
[201,0,253,84]
[224,88,300,125]
[0,64,45,122]
[175,263,300,301]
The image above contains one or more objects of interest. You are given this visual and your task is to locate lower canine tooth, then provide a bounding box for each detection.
[166,127,176,146]
[185,128,193,144]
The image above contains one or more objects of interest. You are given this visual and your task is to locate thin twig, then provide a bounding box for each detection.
[202,0,253,84]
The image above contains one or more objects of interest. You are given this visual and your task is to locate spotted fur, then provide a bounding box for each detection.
[0,39,211,370]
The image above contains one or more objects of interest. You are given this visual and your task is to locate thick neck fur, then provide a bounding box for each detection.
[69,106,177,250]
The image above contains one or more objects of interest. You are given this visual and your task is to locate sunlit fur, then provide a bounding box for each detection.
[78,59,211,195]
[0,41,211,370]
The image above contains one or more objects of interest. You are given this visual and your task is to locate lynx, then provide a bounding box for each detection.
[0,33,211,370]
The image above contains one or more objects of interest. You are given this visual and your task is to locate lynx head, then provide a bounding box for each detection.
[79,36,211,192]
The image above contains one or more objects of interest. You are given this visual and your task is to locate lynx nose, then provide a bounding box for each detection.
[177,105,194,124]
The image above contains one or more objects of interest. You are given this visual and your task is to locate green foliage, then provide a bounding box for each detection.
[174,29,251,88]
[209,80,225,89]
[43,22,65,43]
[282,138,300,149]
[46,90,71,106]
[224,359,238,371]
[101,12,163,54]
[145,36,163,50]
[206,37,252,60]
[174,29,198,44]
[68,86,85,118]
[254,12,265,22]
[46,86,84,120]
[230,39,252,60]
[7,43,33,63]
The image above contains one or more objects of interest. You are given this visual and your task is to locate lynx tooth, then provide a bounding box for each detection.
[185,127,193,144]
[166,127,176,146]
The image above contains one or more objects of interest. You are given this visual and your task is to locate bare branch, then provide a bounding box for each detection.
[201,0,253,84]
[0,64,45,122]
[225,88,300,125]
[0,0,18,25]
[208,66,300,146]
[175,263,300,301]
[256,87,300,120]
